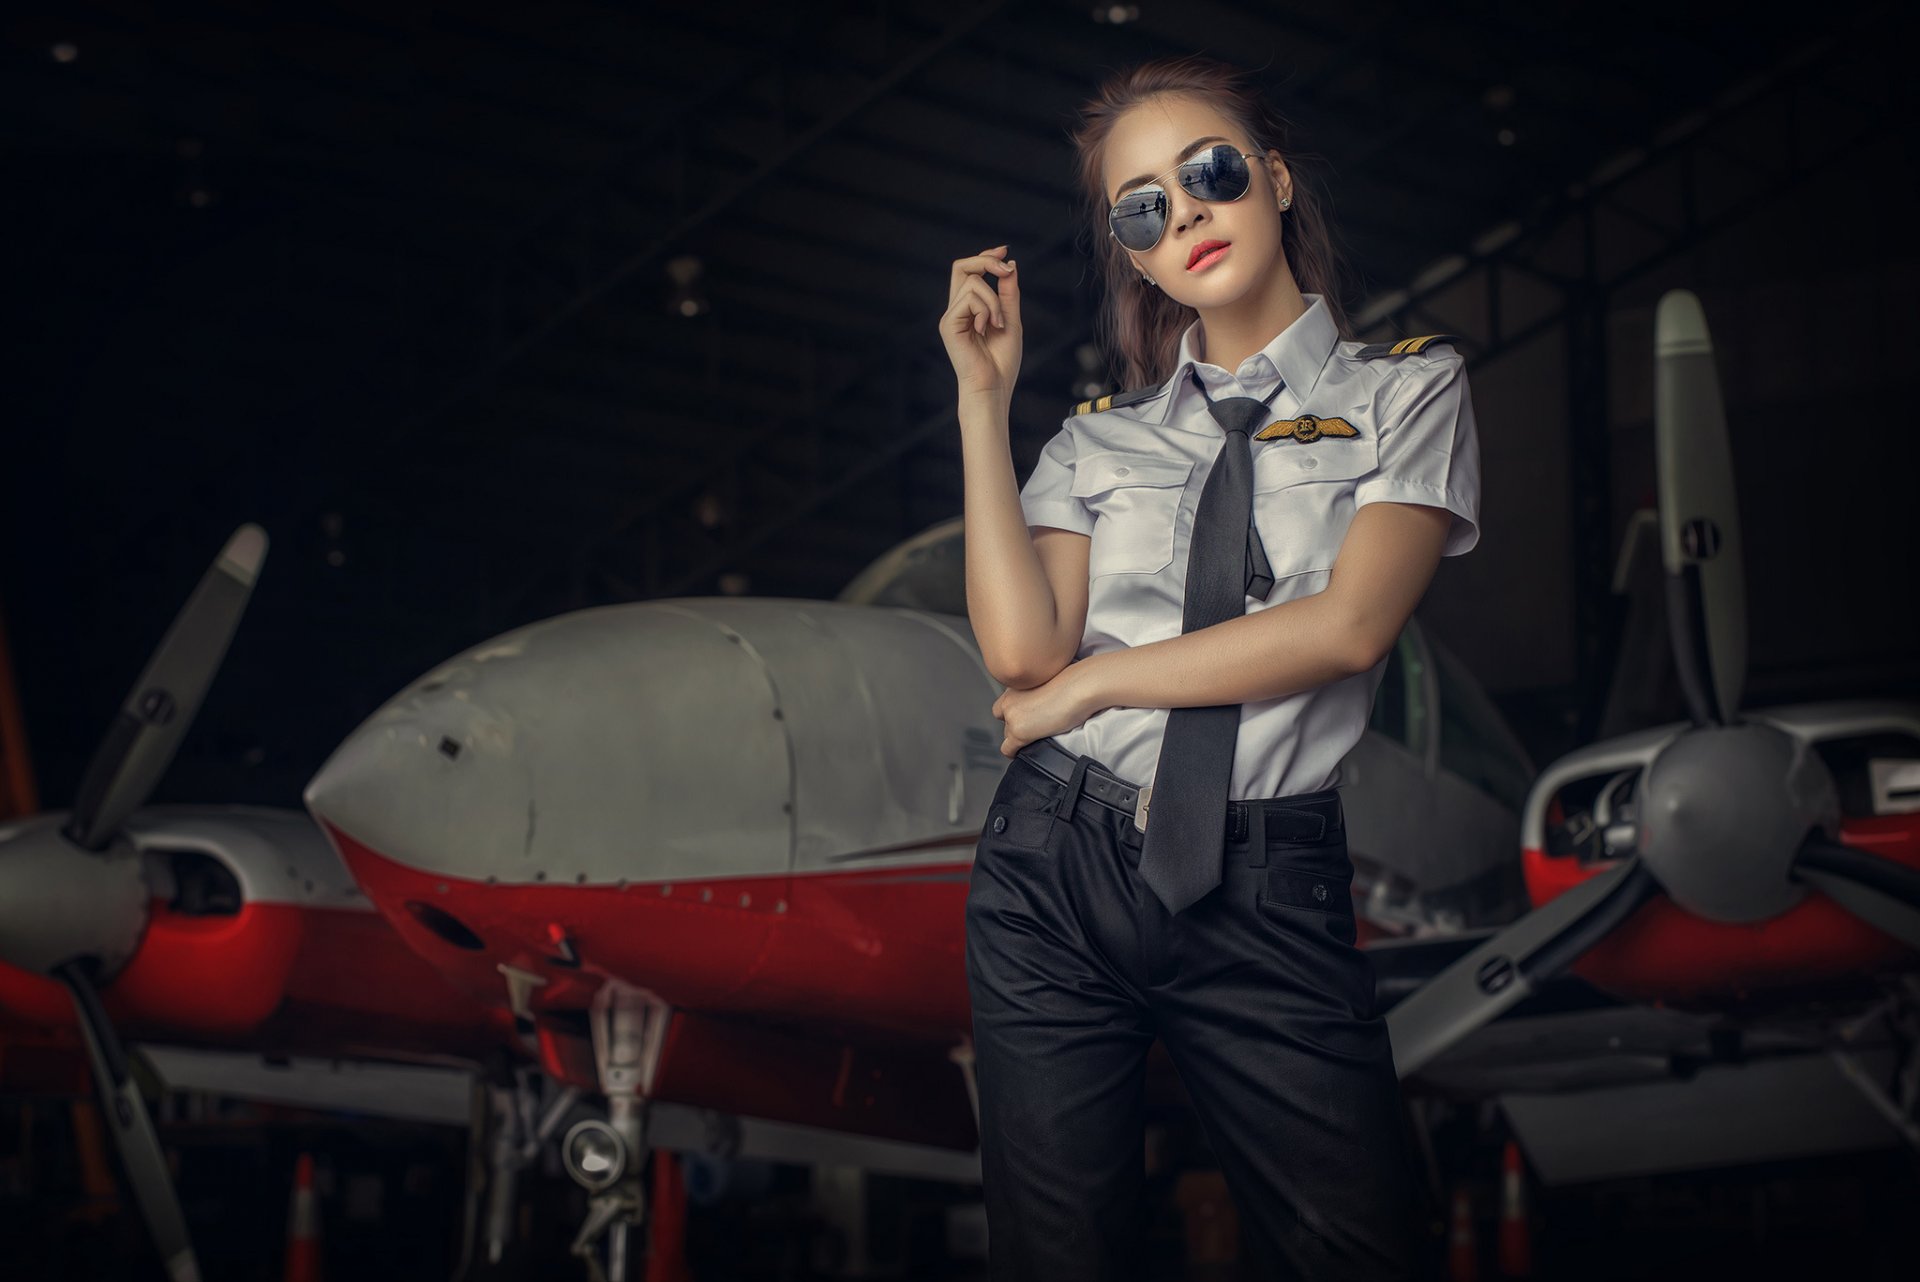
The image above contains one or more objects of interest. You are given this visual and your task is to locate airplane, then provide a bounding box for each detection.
[1378,292,1920,1086]
[6,288,1915,1280]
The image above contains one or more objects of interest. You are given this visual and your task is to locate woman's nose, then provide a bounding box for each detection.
[1166,187,1206,233]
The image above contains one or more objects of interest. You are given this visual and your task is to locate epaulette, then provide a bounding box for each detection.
[1070,384,1163,417]
[1354,333,1461,358]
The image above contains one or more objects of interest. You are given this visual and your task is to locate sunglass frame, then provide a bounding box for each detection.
[1106,146,1267,253]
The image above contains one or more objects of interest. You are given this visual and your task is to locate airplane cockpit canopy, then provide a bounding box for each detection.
[837,517,968,617]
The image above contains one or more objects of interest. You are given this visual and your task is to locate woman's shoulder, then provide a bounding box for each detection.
[1329,334,1468,416]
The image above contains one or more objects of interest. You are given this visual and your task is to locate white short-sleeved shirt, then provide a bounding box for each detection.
[1017,292,1481,799]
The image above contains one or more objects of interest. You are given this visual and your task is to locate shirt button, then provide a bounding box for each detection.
[1312,882,1328,901]
[1301,457,1318,470]
[992,815,1007,834]
[1114,466,1130,477]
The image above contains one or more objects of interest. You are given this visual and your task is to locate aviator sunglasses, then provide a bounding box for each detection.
[1107,143,1267,253]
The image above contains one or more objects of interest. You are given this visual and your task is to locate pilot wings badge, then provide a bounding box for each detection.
[1253,413,1360,445]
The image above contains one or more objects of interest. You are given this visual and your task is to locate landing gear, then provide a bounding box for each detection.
[563,985,673,1282]
[1831,974,1920,1152]
[455,1065,580,1278]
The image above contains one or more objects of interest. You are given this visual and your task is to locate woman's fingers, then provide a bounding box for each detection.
[969,278,1002,332]
[961,274,1013,333]
[952,283,992,337]
[944,284,992,338]
[953,279,994,336]
[941,247,1018,369]
[948,245,1016,301]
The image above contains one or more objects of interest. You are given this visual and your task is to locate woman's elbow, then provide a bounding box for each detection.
[983,647,1070,690]
[984,657,1041,690]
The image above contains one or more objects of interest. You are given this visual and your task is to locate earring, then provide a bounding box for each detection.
[1280,195,1292,209]
[1141,273,1156,287]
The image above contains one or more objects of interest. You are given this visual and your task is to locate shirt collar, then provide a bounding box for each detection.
[1135,293,1338,428]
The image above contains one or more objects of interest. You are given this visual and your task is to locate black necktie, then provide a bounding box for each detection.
[1136,367,1282,914]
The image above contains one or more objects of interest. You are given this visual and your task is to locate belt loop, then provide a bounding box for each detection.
[1053,753,1090,824]
[1247,803,1267,868]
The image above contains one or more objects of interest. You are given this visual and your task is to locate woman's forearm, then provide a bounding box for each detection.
[1076,590,1371,714]
[959,396,1072,687]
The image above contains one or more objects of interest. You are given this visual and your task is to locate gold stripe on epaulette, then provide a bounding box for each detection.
[1071,384,1168,416]
[1387,334,1456,355]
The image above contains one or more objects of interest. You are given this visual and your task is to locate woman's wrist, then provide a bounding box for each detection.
[1064,652,1115,720]
[957,389,1011,431]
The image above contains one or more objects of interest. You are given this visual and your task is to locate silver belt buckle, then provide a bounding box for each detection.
[1133,784,1153,832]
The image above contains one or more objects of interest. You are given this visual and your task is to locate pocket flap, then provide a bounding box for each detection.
[1252,434,1377,492]
[985,801,1057,851]
[1069,451,1194,499]
[1261,868,1354,916]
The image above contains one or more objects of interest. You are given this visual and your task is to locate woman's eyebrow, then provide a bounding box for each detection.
[1111,135,1231,201]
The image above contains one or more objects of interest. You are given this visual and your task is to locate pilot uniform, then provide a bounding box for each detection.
[965,292,1481,1281]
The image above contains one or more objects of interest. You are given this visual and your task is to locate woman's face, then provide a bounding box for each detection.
[1101,95,1291,306]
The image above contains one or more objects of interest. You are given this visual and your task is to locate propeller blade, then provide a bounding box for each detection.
[1654,290,1745,726]
[1795,837,1920,950]
[1386,857,1662,1078]
[64,524,267,851]
[56,962,202,1282]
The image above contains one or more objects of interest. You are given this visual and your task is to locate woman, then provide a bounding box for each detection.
[939,54,1481,1281]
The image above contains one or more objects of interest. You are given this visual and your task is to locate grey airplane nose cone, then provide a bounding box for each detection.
[0,816,149,977]
[304,603,793,883]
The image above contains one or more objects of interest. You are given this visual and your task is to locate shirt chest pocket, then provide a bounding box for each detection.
[1249,433,1379,583]
[1069,451,1195,579]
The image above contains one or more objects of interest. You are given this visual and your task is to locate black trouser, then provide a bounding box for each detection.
[964,741,1421,1281]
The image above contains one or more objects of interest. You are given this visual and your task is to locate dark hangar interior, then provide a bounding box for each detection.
[3,2,1917,1280]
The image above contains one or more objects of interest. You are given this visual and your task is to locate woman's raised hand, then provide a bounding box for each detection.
[941,244,1021,406]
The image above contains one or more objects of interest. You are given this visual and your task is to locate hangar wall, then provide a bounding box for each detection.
[1414,125,1917,756]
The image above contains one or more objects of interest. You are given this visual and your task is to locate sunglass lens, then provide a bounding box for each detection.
[1181,145,1250,201]
[1109,188,1166,252]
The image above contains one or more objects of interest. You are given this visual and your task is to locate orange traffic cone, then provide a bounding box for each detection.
[284,1151,321,1282]
[1448,1184,1477,1282]
[69,1100,120,1225]
[1497,1140,1532,1277]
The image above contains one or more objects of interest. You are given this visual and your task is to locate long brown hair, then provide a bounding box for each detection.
[1070,55,1356,392]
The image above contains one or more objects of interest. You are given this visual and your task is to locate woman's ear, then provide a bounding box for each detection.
[1267,153,1292,210]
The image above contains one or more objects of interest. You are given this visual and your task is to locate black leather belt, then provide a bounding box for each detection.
[1017,737,1146,821]
[1014,737,1341,843]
